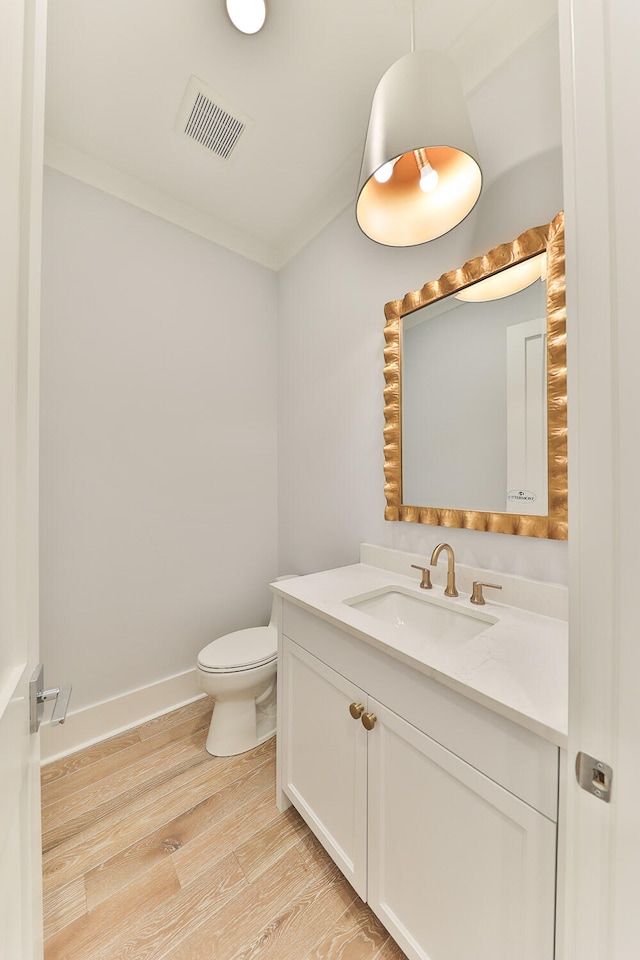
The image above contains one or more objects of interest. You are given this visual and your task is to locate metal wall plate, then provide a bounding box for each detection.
[576,751,613,802]
[29,664,45,734]
[29,664,72,733]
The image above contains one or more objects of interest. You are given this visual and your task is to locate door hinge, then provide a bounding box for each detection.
[576,751,613,802]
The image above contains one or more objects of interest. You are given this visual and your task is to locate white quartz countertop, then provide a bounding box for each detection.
[272,562,568,748]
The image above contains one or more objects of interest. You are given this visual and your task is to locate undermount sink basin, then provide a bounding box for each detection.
[344,586,496,645]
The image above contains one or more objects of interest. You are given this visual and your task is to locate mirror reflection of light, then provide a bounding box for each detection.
[226,0,266,34]
[455,252,547,302]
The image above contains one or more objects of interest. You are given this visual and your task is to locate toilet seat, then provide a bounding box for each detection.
[197,626,277,674]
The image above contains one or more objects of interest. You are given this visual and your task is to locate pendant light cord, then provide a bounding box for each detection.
[410,0,415,53]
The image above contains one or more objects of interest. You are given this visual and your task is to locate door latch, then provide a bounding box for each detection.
[29,664,72,734]
[576,751,613,802]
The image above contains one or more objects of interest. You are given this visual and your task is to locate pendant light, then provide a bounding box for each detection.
[356,4,482,246]
[226,0,266,35]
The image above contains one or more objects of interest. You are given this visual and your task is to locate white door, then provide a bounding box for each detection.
[366,699,557,960]
[558,1,640,957]
[280,638,368,897]
[0,0,47,956]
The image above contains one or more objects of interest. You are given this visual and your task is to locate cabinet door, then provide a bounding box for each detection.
[281,637,368,897]
[367,698,556,960]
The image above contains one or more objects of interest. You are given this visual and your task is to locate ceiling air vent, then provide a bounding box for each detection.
[176,76,254,161]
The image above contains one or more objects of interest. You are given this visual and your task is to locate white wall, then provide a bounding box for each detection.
[40,169,278,712]
[278,22,568,585]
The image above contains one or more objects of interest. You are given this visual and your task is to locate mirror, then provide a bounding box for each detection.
[383,211,567,538]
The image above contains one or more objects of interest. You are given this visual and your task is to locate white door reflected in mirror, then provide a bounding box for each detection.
[506,317,548,515]
[402,277,547,514]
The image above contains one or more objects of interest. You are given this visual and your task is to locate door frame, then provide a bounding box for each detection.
[558,0,640,956]
[0,0,47,955]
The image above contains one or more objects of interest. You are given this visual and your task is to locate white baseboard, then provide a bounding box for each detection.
[40,668,205,765]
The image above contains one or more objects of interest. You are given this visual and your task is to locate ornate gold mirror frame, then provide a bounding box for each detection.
[383,210,567,538]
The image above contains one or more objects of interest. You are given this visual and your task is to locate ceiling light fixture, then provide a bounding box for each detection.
[356,3,482,246]
[226,0,266,35]
[454,253,547,302]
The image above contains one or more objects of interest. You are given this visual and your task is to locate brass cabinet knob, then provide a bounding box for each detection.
[361,712,377,731]
[349,702,364,720]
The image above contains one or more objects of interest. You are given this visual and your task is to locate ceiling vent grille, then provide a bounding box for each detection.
[176,76,253,161]
[185,92,244,159]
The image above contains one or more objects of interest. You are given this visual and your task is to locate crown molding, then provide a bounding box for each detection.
[276,146,361,268]
[44,137,279,271]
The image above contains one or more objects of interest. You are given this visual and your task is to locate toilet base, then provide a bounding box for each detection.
[205,697,276,757]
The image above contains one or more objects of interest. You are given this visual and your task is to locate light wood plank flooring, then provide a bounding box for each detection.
[42,699,407,960]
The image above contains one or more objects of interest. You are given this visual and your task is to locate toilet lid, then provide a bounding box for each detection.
[197,626,277,672]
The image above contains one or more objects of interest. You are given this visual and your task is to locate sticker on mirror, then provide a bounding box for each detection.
[506,490,537,503]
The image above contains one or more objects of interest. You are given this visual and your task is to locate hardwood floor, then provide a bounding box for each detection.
[42,699,407,960]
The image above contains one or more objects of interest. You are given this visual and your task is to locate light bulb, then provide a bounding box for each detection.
[373,158,398,184]
[419,162,439,193]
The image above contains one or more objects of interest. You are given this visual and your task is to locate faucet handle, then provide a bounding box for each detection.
[470,581,503,605]
[411,564,432,589]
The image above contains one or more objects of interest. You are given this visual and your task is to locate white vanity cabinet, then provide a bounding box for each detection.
[366,696,557,960]
[280,638,368,897]
[279,602,559,960]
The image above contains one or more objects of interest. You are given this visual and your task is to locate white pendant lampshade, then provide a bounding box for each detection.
[356,49,482,246]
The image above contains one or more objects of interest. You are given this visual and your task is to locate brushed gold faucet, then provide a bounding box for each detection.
[470,581,502,605]
[410,564,432,589]
[430,542,458,597]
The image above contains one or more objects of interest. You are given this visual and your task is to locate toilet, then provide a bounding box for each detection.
[197,576,297,757]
